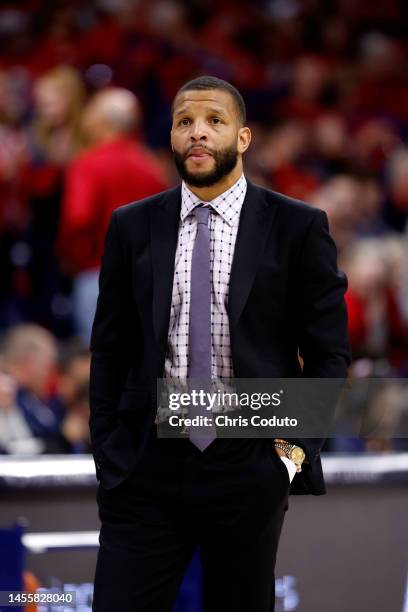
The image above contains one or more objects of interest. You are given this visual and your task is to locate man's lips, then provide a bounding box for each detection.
[187,149,213,160]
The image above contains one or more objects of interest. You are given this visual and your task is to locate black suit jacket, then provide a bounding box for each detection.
[89,180,350,494]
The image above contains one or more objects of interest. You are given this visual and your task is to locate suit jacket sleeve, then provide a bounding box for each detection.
[89,211,137,462]
[285,209,350,460]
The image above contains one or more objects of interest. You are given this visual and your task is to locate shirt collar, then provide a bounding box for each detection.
[181,174,247,226]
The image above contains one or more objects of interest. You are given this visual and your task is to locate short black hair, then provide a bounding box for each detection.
[173,75,247,125]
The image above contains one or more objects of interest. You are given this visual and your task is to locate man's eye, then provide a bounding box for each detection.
[211,117,221,124]
[180,118,190,126]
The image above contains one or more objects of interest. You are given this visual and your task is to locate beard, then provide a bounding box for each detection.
[173,143,238,187]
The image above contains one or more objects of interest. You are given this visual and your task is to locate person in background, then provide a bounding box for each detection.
[54,340,91,453]
[30,66,84,167]
[57,87,168,344]
[311,174,361,253]
[22,66,85,336]
[0,369,39,454]
[0,69,30,330]
[330,237,408,454]
[341,238,408,370]
[0,324,62,453]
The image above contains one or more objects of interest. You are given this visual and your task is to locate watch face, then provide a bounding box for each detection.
[291,447,305,464]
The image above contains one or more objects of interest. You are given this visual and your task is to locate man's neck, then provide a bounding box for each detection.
[185,164,243,202]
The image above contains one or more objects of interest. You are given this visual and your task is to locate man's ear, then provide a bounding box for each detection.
[238,126,251,154]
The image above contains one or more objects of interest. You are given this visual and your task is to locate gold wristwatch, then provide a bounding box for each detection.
[274,439,306,468]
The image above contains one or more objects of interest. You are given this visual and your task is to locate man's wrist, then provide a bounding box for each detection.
[274,438,310,463]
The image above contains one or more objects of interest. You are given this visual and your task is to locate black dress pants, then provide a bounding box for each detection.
[92,437,290,612]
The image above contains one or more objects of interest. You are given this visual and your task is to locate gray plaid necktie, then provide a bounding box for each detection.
[188,205,217,451]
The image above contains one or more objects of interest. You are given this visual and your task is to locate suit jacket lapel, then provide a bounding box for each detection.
[228,180,278,330]
[150,186,181,354]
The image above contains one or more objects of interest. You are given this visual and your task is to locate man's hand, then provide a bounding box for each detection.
[275,445,299,482]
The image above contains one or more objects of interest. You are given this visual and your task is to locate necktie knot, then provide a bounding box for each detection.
[194,205,211,225]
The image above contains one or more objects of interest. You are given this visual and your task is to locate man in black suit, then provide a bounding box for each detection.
[90,75,350,612]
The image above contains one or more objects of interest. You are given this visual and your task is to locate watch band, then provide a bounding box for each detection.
[274,441,294,457]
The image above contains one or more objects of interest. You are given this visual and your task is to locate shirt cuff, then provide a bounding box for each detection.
[280,456,298,482]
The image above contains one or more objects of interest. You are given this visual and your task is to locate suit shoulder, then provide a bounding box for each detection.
[255,183,324,224]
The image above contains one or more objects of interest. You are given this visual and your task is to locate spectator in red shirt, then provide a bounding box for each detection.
[58,87,168,343]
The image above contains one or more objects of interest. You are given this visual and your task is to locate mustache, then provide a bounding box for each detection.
[184,145,214,158]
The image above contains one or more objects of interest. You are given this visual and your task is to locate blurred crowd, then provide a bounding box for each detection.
[1,0,408,455]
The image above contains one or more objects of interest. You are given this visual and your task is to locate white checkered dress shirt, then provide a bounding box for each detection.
[164,174,247,380]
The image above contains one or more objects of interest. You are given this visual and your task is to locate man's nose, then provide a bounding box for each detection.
[190,120,208,141]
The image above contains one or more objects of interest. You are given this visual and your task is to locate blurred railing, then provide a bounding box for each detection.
[0,452,408,489]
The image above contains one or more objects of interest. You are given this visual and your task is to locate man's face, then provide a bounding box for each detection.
[171,89,247,187]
